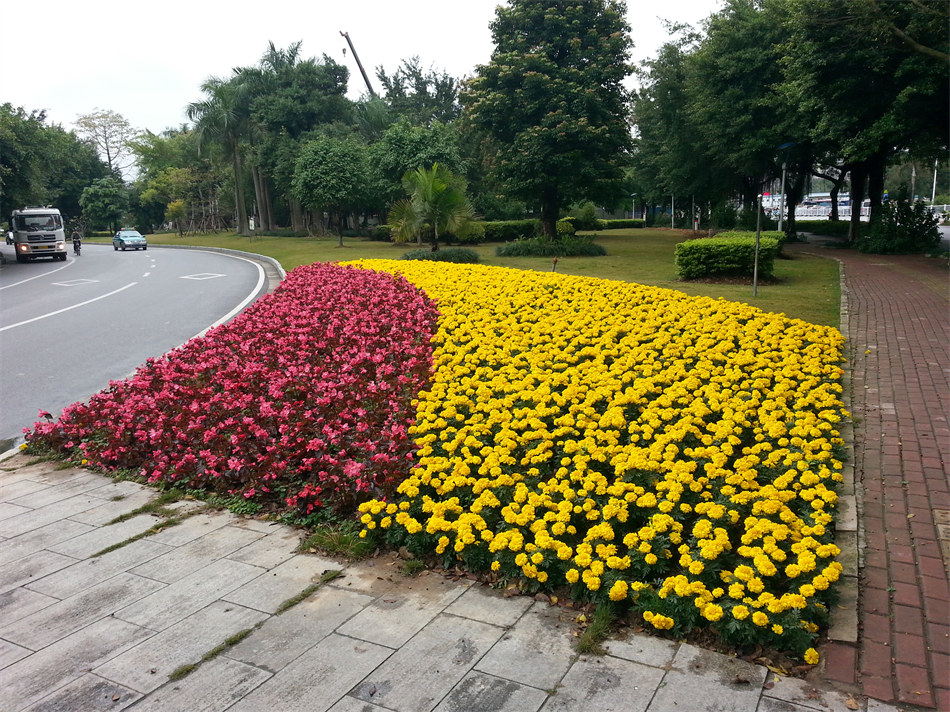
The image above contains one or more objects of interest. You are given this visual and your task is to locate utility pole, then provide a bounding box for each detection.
[340,31,377,98]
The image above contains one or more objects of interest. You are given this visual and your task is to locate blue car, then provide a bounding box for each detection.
[113,229,148,251]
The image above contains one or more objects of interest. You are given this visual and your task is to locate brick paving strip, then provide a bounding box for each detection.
[803,244,950,711]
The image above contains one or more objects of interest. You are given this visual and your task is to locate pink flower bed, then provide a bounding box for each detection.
[27,263,439,512]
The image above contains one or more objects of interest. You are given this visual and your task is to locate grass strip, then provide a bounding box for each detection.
[575,603,615,656]
[274,570,343,615]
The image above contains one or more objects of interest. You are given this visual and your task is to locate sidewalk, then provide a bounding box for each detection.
[0,452,896,712]
[800,244,949,710]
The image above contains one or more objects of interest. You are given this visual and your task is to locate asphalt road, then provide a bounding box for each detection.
[0,243,269,448]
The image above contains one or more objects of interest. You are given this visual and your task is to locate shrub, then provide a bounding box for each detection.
[496,234,607,257]
[371,225,393,242]
[449,220,485,245]
[858,197,941,254]
[675,235,780,280]
[795,221,851,237]
[597,219,644,230]
[482,220,540,242]
[715,230,787,247]
[401,248,480,263]
[557,217,576,238]
[567,202,600,231]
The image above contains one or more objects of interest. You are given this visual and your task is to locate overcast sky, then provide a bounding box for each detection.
[6,0,722,136]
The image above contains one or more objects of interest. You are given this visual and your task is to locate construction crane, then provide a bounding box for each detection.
[340,31,377,98]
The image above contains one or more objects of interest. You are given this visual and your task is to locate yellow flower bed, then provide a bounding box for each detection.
[350,260,846,660]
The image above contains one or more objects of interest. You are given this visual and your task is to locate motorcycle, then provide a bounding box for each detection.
[73,239,81,256]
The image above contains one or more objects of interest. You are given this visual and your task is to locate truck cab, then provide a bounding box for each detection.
[9,207,67,262]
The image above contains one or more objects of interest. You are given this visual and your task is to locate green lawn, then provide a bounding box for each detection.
[103,228,840,327]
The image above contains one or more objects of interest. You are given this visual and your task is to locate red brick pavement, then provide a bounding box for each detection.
[816,247,949,710]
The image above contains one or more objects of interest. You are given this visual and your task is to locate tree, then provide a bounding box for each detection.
[462,0,633,238]
[0,104,110,219]
[74,109,139,177]
[292,134,369,246]
[187,77,252,236]
[388,163,475,250]
[376,57,460,126]
[80,177,127,231]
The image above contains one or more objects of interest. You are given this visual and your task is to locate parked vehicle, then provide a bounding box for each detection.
[113,229,148,251]
[9,207,67,262]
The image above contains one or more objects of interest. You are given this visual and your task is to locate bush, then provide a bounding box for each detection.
[450,220,486,245]
[401,247,480,263]
[675,235,780,280]
[597,219,644,230]
[482,220,540,242]
[795,220,851,237]
[372,225,393,242]
[557,217,576,238]
[496,234,607,258]
[858,198,941,254]
[567,202,600,231]
[715,229,787,247]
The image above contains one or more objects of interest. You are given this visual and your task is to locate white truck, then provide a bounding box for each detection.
[9,206,68,262]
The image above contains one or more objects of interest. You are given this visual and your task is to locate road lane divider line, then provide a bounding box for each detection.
[0,260,75,290]
[0,282,138,332]
[188,253,265,340]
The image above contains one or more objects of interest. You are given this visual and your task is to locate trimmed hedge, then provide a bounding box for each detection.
[482,220,539,242]
[795,220,851,237]
[674,235,780,280]
[496,235,607,258]
[597,219,644,229]
[373,223,486,245]
[401,248,481,263]
[714,229,787,246]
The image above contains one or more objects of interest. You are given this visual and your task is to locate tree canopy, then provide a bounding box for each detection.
[462,0,633,238]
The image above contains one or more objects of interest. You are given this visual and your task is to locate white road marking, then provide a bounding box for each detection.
[181,273,226,280]
[0,282,138,332]
[0,260,74,290]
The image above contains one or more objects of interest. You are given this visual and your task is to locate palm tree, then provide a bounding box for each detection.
[187,77,251,236]
[388,163,475,251]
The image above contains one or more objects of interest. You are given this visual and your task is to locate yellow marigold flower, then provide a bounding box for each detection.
[804,648,819,665]
[752,611,769,627]
[608,580,629,601]
[732,605,750,620]
[565,568,579,584]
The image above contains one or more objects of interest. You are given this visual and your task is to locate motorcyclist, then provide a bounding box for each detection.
[71,229,82,255]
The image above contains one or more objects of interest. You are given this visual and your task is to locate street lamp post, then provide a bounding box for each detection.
[754,194,762,297]
[776,142,796,232]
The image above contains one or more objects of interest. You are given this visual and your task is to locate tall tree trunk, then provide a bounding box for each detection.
[867,152,887,225]
[291,198,304,234]
[262,175,274,230]
[848,163,867,245]
[231,136,250,236]
[540,188,559,240]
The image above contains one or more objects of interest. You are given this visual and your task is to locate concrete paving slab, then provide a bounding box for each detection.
[6,473,110,509]
[324,556,404,597]
[443,584,533,628]
[327,695,394,712]
[145,509,234,546]
[46,513,160,559]
[130,525,265,583]
[0,519,92,566]
[227,633,392,712]
[544,654,666,711]
[0,501,31,521]
[0,478,52,504]
[229,517,284,534]
[227,585,374,672]
[124,656,272,712]
[474,602,576,690]
[0,548,77,595]
[68,487,158,526]
[25,539,172,599]
[762,673,862,712]
[222,553,341,613]
[0,587,59,626]
[225,527,303,569]
[0,495,100,540]
[95,600,269,693]
[432,671,549,712]
[22,673,142,712]
[0,615,152,711]
[21,465,95,484]
[350,613,503,711]
[0,637,32,668]
[114,558,266,631]
[336,574,469,648]
[645,643,767,712]
[602,631,679,669]
[0,572,165,650]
